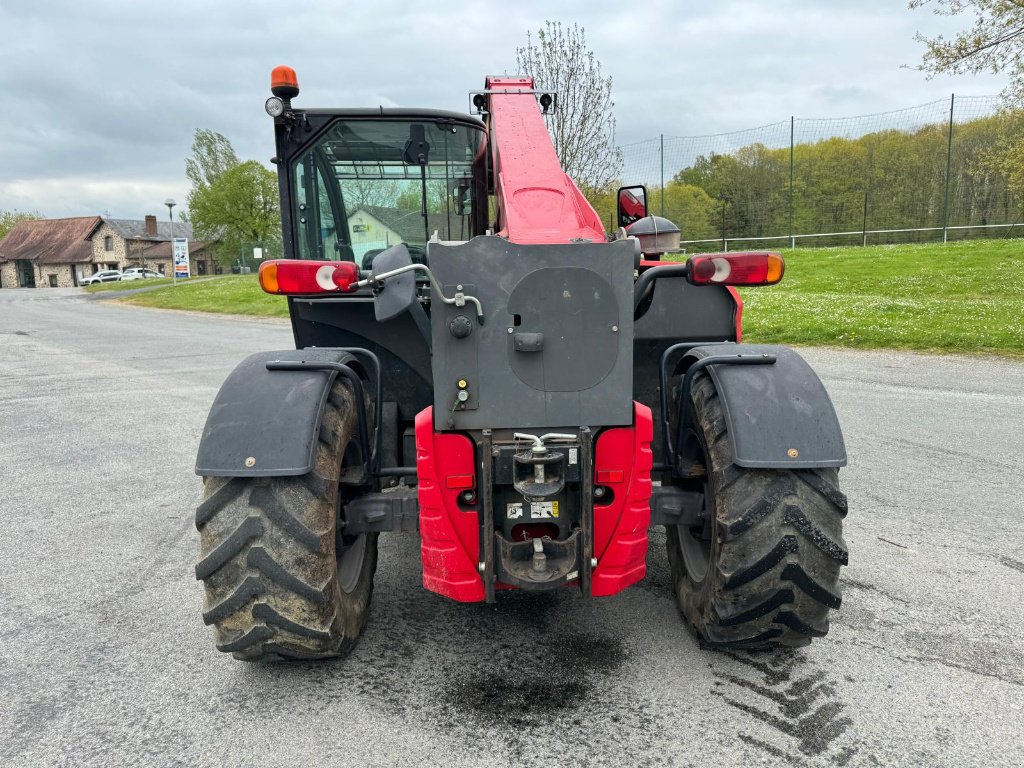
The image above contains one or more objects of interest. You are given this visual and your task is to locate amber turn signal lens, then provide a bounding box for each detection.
[765,253,784,283]
[258,261,279,294]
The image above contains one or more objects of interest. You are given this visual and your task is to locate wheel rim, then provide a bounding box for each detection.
[335,435,368,595]
[337,530,368,594]
[676,426,714,584]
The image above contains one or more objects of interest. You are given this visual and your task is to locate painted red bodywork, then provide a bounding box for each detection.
[727,286,743,342]
[592,403,654,596]
[415,407,484,602]
[415,404,654,601]
[485,76,606,245]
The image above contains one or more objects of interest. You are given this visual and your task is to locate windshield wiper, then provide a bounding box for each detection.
[403,124,432,244]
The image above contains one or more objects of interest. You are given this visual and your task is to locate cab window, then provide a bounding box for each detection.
[291,119,485,266]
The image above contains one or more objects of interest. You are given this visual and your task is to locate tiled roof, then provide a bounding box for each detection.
[0,216,102,264]
[103,217,193,241]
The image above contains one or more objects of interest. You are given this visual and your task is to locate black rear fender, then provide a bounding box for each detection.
[676,344,846,470]
[195,348,366,478]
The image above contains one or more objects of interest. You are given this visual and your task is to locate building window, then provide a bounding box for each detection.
[157,263,165,275]
[48,274,58,287]
[104,235,113,252]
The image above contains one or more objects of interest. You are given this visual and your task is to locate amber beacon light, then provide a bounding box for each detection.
[271,66,300,100]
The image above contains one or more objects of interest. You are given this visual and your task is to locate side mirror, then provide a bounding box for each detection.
[617,185,648,228]
[369,244,417,322]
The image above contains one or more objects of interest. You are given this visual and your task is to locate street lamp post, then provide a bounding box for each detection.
[165,198,177,286]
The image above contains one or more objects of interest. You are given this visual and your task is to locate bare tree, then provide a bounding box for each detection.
[910,0,1024,104]
[516,21,623,191]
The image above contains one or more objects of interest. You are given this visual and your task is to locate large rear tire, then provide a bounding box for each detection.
[195,379,377,661]
[667,370,848,649]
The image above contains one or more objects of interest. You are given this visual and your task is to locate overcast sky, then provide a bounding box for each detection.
[0,0,1009,220]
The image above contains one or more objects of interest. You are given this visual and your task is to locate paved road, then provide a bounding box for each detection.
[1,288,1022,767]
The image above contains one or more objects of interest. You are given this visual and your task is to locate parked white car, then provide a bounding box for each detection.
[80,270,123,285]
[120,268,164,281]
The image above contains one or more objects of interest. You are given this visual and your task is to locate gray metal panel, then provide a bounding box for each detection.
[195,348,352,477]
[689,344,847,469]
[634,277,735,341]
[428,236,635,431]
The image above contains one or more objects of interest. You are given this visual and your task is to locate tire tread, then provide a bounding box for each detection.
[195,377,377,662]
[668,369,846,649]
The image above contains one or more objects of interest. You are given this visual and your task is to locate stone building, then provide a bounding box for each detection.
[0,214,195,288]
[0,216,102,288]
[96,216,195,278]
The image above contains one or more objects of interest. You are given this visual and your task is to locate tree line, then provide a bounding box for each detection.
[585,110,1023,245]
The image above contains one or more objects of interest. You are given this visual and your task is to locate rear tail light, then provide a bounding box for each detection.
[258,260,361,295]
[688,252,784,286]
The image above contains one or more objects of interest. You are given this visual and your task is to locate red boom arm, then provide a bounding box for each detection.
[484,76,607,244]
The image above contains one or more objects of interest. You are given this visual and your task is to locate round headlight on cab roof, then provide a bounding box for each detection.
[265,96,285,118]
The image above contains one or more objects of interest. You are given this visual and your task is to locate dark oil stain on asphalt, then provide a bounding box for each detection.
[446,629,627,728]
[315,558,662,765]
[711,649,858,765]
[281,533,855,765]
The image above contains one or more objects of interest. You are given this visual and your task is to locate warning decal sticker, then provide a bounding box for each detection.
[530,500,559,519]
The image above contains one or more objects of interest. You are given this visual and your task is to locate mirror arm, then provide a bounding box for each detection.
[355,264,485,324]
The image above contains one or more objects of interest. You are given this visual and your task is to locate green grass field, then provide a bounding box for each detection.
[118,275,288,316]
[728,239,1024,356]
[115,239,1024,356]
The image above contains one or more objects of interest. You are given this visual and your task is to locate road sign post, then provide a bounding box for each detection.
[173,238,190,281]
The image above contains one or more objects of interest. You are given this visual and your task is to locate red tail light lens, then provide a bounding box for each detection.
[258,260,360,295]
[688,252,784,286]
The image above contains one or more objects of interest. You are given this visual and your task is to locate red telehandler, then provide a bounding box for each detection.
[193,68,847,661]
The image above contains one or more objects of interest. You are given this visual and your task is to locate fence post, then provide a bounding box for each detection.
[942,93,954,243]
[660,134,665,217]
[862,150,871,247]
[862,189,869,247]
[721,200,727,251]
[788,116,795,249]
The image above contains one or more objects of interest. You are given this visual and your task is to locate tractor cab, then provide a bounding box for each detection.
[273,109,489,267]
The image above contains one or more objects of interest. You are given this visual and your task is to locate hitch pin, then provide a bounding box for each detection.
[513,432,576,453]
[532,538,547,573]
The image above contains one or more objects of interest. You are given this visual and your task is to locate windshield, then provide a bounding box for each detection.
[291,119,485,265]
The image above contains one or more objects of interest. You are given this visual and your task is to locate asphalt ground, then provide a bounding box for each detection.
[1,288,1022,767]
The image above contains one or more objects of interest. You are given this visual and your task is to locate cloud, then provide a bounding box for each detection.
[0,0,1009,218]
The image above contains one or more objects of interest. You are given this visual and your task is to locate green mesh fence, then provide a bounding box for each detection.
[618,95,1021,249]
